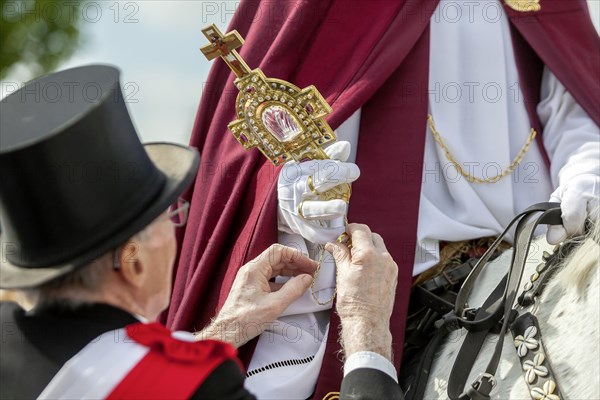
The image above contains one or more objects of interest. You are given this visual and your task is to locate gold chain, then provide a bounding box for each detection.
[427,114,537,184]
[311,244,337,306]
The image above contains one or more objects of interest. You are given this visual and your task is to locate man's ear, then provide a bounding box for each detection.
[118,241,145,288]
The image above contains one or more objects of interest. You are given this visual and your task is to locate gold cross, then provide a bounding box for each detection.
[200,24,250,78]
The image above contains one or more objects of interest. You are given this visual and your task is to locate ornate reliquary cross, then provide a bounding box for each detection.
[201,24,337,166]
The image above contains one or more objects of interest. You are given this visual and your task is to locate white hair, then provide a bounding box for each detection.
[23,253,112,307]
[23,225,153,307]
[557,207,600,292]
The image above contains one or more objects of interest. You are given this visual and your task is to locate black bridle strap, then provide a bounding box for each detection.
[447,203,563,400]
[454,203,561,331]
[446,276,508,400]
[413,285,456,316]
[485,207,562,376]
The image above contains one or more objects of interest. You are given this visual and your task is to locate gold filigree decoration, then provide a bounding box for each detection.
[201,24,337,166]
[505,0,541,12]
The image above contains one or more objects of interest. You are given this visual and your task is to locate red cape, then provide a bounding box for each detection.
[163,0,599,396]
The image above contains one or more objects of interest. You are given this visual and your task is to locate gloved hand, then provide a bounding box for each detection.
[278,141,360,244]
[547,173,599,244]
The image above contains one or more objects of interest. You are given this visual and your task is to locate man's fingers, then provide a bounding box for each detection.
[310,163,360,193]
[324,141,351,162]
[346,223,373,238]
[300,199,347,220]
[270,274,313,307]
[371,232,388,252]
[325,241,351,266]
[587,195,599,216]
[560,191,588,235]
[265,244,318,278]
[346,223,374,255]
[269,281,284,292]
[279,159,358,198]
[329,216,346,230]
[546,225,568,245]
[294,160,359,193]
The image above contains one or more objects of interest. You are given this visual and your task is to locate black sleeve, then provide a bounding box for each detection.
[190,360,257,400]
[340,368,404,400]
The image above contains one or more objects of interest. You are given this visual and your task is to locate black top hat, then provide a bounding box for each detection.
[0,65,199,289]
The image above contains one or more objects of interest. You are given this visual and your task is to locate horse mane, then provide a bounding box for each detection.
[556,207,600,293]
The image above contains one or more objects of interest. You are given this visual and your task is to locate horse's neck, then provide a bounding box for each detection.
[532,240,600,398]
[439,236,600,399]
[469,237,600,399]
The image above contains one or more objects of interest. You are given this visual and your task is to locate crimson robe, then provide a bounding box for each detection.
[163,1,600,397]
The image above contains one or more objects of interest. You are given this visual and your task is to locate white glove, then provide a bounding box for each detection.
[278,141,360,244]
[547,173,599,244]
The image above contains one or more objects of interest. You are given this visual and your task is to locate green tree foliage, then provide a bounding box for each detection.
[1,0,82,79]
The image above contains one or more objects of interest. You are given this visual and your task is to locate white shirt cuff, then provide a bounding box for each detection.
[343,351,398,383]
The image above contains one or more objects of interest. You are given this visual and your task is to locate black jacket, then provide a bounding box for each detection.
[0,301,402,400]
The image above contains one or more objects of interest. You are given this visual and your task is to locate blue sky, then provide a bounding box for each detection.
[2,1,599,146]
[58,1,235,145]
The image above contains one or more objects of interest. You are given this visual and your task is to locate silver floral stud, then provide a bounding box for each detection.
[514,326,539,357]
[531,380,560,400]
[523,353,549,383]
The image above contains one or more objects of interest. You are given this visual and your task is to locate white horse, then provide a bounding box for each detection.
[425,219,600,399]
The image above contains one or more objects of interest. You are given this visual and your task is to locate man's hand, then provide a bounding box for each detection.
[278,141,360,244]
[547,174,599,244]
[326,224,398,361]
[196,244,317,347]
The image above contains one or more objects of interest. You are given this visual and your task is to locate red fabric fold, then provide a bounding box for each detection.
[107,323,239,399]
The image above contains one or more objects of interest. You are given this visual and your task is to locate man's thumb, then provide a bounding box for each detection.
[547,225,568,245]
[273,274,312,306]
[325,241,351,265]
[324,141,351,162]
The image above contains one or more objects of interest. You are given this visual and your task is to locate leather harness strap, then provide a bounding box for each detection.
[510,312,564,400]
[445,277,514,400]
[447,202,563,400]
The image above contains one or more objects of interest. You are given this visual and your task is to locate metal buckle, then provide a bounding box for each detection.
[466,373,496,400]
[442,268,459,286]
[461,307,477,320]
[473,373,497,390]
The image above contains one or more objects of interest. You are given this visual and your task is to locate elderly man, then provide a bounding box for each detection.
[0,65,402,399]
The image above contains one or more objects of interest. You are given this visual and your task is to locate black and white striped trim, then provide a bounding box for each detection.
[246,355,315,377]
